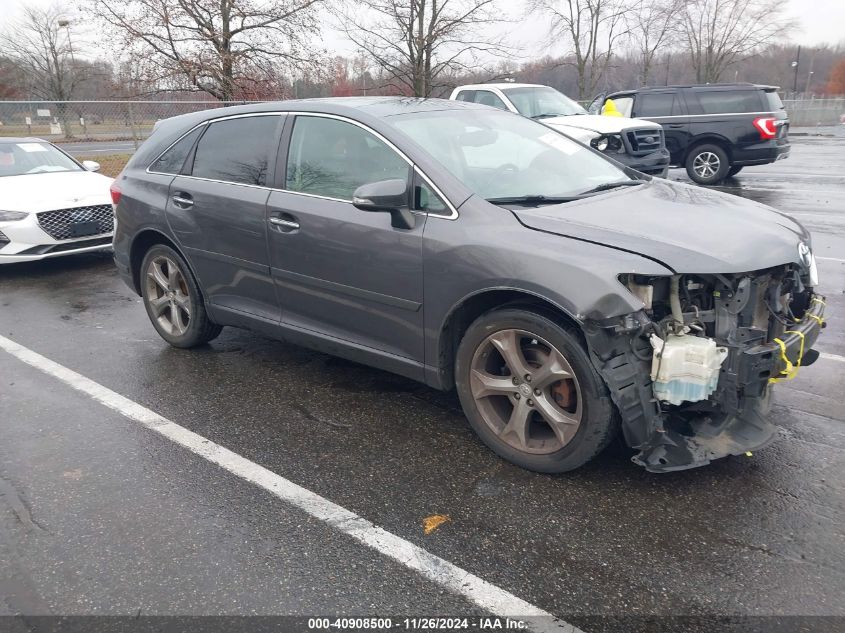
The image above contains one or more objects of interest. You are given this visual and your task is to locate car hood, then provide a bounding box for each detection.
[511,179,810,274]
[541,114,660,135]
[0,171,113,213]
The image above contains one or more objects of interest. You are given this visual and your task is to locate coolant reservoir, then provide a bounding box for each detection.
[650,334,728,406]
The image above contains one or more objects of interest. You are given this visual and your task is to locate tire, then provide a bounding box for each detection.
[140,244,222,348]
[685,143,730,185]
[455,308,617,473]
[726,165,743,177]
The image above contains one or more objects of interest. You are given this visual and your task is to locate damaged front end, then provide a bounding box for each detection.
[584,263,826,472]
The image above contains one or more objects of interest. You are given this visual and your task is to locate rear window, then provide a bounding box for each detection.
[763,90,785,111]
[690,90,764,114]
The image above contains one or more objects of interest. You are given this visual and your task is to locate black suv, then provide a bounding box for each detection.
[589,83,790,185]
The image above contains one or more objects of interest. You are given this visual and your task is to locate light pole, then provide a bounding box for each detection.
[57,18,79,138]
[805,71,815,96]
[791,45,801,95]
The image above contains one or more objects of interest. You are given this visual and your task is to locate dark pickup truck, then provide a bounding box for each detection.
[590,83,790,185]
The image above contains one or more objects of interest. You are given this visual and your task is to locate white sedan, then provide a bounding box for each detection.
[0,138,115,264]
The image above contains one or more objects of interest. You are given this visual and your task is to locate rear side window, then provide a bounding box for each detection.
[191,115,280,186]
[455,90,476,102]
[763,90,785,111]
[286,116,410,201]
[635,92,680,117]
[149,126,203,174]
[691,90,764,114]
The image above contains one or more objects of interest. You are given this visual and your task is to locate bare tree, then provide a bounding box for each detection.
[86,0,324,101]
[0,3,84,135]
[530,0,630,100]
[678,0,794,83]
[339,0,510,97]
[624,0,680,86]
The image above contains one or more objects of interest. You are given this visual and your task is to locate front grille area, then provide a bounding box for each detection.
[37,205,113,241]
[626,128,665,155]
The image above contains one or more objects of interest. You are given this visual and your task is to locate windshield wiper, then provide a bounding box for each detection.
[530,113,569,119]
[579,180,644,195]
[486,194,581,206]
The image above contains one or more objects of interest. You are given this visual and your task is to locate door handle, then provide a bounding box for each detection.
[667,123,685,128]
[269,217,300,231]
[171,193,194,208]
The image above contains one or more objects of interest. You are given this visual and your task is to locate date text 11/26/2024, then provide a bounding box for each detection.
[307,617,529,630]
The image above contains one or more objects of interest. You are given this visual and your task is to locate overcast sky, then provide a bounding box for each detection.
[1,0,843,61]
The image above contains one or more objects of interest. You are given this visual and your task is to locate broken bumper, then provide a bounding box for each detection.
[632,295,826,473]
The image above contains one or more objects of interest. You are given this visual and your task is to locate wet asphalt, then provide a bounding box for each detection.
[1,137,844,631]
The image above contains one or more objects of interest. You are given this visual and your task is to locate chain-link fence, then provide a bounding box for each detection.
[783,98,845,127]
[0,100,264,145]
[1,97,843,144]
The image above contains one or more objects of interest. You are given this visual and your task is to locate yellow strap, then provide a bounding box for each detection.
[811,297,826,307]
[785,330,806,368]
[807,314,824,327]
[769,337,797,383]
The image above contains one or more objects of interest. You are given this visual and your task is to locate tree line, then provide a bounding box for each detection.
[1,0,843,106]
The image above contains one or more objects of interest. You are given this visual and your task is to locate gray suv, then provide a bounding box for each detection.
[112,98,825,474]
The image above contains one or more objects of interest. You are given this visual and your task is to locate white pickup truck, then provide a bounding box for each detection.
[450,83,670,177]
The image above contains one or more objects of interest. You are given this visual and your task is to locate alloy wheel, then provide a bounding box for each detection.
[145,256,192,336]
[692,151,721,179]
[469,329,582,454]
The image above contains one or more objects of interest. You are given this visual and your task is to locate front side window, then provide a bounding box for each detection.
[389,109,628,201]
[149,126,203,174]
[471,90,509,111]
[0,142,80,177]
[191,115,280,186]
[286,116,410,200]
[501,86,587,118]
[454,90,476,102]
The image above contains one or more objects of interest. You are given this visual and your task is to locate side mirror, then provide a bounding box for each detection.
[352,179,414,230]
[82,160,100,172]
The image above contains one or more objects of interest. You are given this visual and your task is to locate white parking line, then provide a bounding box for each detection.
[820,352,845,364]
[0,334,578,633]
[817,256,845,263]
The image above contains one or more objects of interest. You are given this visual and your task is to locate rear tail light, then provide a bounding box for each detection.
[753,117,778,140]
[109,182,122,206]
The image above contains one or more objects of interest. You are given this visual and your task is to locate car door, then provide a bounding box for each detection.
[632,91,689,164]
[265,113,426,363]
[165,113,283,322]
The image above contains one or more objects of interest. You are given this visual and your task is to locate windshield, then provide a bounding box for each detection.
[389,109,629,201]
[501,86,587,118]
[0,142,81,177]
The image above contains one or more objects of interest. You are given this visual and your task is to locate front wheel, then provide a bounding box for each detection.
[685,144,730,185]
[140,244,222,348]
[455,308,617,473]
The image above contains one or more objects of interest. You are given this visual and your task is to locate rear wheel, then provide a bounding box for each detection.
[140,244,222,348]
[455,308,616,473]
[726,165,743,177]
[686,143,730,185]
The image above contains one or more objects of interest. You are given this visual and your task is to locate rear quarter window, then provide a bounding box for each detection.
[690,90,764,114]
[763,90,785,111]
[148,126,203,174]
